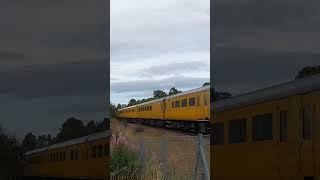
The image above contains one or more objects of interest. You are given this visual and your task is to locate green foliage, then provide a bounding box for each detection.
[128,99,137,106]
[0,125,24,179]
[202,82,210,87]
[211,87,231,102]
[110,144,142,179]
[22,132,37,151]
[295,65,320,80]
[153,90,167,99]
[168,87,182,96]
[134,126,144,133]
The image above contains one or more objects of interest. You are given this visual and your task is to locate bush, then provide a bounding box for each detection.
[111,144,143,179]
[0,126,24,179]
[135,126,144,133]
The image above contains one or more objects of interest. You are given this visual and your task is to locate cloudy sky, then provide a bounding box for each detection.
[213,0,320,95]
[0,0,108,138]
[110,0,210,105]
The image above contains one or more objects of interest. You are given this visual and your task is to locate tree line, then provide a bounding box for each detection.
[21,117,110,152]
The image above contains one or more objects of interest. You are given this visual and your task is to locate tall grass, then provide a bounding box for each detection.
[110,119,199,180]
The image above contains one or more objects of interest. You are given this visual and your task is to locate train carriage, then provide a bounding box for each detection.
[118,85,210,132]
[24,130,111,180]
[211,74,320,180]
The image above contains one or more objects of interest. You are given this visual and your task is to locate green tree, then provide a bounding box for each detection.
[55,117,85,142]
[203,82,210,87]
[0,126,24,179]
[295,65,320,80]
[169,87,182,95]
[128,99,137,106]
[22,132,37,151]
[153,90,167,99]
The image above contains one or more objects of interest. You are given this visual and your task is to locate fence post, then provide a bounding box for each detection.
[161,135,168,179]
[198,133,210,180]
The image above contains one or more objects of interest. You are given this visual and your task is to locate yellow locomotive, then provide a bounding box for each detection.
[118,85,210,132]
[24,130,111,180]
[211,74,320,180]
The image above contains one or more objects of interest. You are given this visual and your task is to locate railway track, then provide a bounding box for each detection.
[123,119,210,136]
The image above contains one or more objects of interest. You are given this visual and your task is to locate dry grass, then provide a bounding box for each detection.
[110,118,210,180]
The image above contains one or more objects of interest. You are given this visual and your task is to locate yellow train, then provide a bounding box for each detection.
[24,130,111,180]
[118,85,210,132]
[211,74,320,180]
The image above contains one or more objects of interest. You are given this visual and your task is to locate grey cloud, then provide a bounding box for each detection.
[142,61,209,76]
[0,60,108,99]
[111,76,209,93]
[213,47,320,94]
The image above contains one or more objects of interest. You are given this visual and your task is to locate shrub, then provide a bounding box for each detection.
[111,143,143,179]
[135,126,144,133]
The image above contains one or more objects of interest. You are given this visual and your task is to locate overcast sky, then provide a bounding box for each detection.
[0,0,108,138]
[110,0,210,105]
[213,0,320,95]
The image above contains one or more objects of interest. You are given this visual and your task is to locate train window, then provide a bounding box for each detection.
[181,99,187,107]
[229,119,246,144]
[60,152,63,161]
[303,106,312,140]
[172,101,174,108]
[189,97,195,106]
[56,152,59,161]
[63,151,66,161]
[204,95,208,106]
[98,144,103,158]
[75,149,79,160]
[252,113,273,141]
[70,150,74,160]
[280,111,288,142]
[175,100,180,108]
[104,144,108,156]
[92,146,97,158]
[197,96,200,106]
[189,98,196,106]
[212,123,224,145]
[150,106,152,110]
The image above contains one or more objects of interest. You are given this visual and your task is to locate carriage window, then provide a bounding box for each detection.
[92,146,97,158]
[181,99,187,107]
[104,144,108,157]
[197,96,200,106]
[189,97,195,106]
[212,123,224,145]
[70,150,74,160]
[204,95,208,106]
[172,101,174,108]
[60,152,63,161]
[98,144,103,158]
[252,113,273,141]
[280,111,288,142]
[63,151,66,161]
[150,106,152,110]
[175,100,180,108]
[75,149,79,160]
[56,152,59,161]
[229,119,246,144]
[303,106,312,140]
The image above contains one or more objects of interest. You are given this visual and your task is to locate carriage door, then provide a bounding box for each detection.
[299,95,315,177]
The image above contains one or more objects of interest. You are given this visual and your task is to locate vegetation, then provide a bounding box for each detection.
[0,125,24,179]
[22,117,110,151]
[295,65,320,80]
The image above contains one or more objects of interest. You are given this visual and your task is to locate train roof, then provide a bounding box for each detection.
[25,130,111,156]
[212,74,320,113]
[119,85,210,110]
